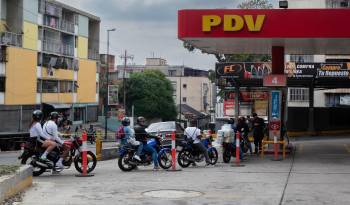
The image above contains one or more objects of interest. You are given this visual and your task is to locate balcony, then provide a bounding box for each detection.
[42,39,61,54]
[88,49,100,60]
[61,20,75,34]
[62,44,74,57]
[0,32,22,47]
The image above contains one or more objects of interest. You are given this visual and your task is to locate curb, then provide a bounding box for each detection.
[288,129,350,137]
[0,165,32,203]
[99,147,119,161]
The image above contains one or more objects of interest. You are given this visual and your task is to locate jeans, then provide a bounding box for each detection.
[135,143,143,156]
[193,143,210,163]
[143,144,158,167]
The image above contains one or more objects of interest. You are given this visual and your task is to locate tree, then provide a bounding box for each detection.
[120,70,177,121]
[238,0,273,9]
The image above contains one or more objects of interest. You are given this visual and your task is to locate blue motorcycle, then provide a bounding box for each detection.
[118,138,172,171]
[177,138,218,168]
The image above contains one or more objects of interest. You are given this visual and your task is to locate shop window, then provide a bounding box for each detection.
[0,77,5,92]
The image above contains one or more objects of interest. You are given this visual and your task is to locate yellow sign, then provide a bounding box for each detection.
[202,15,265,32]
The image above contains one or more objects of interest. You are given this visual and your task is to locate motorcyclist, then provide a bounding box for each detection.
[29,110,57,163]
[43,112,69,169]
[184,120,210,166]
[134,116,160,170]
[121,117,143,162]
[236,116,253,155]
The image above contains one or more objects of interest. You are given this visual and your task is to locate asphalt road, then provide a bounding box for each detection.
[17,137,350,205]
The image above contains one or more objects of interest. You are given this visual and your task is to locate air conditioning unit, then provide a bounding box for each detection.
[1,36,11,45]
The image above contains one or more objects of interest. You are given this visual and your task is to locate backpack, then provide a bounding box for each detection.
[116,126,125,140]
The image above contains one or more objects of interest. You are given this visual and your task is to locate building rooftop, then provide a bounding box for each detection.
[50,0,101,21]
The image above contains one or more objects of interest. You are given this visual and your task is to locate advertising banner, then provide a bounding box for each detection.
[223,100,235,116]
[316,63,350,78]
[285,62,316,78]
[271,90,281,120]
[216,62,271,79]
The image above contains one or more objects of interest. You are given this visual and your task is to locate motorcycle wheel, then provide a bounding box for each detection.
[74,151,97,173]
[208,148,219,165]
[177,150,192,168]
[222,149,231,163]
[21,156,46,177]
[158,149,172,169]
[118,152,136,172]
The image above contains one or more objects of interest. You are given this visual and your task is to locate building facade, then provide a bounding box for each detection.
[114,58,213,114]
[286,0,350,108]
[0,0,100,134]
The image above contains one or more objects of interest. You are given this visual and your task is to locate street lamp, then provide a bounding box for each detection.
[105,28,116,140]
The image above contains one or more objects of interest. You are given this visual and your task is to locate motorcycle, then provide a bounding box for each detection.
[177,137,218,168]
[118,137,172,172]
[222,132,251,163]
[19,135,97,176]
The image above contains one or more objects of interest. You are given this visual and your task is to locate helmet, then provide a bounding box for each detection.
[50,111,59,120]
[121,117,130,126]
[32,110,43,121]
[137,116,145,124]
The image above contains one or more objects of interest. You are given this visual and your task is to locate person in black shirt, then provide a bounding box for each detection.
[134,116,159,170]
[252,113,265,154]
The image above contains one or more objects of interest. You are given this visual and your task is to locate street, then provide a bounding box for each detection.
[16,137,350,205]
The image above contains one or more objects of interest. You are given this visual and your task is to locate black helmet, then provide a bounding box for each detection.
[137,116,145,124]
[32,110,43,121]
[121,117,130,126]
[50,111,59,120]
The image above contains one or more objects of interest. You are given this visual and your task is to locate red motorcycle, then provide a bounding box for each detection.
[19,135,97,176]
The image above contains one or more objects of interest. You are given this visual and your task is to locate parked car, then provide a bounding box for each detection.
[145,121,184,146]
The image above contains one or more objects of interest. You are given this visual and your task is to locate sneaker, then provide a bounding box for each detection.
[55,162,64,170]
[40,156,49,162]
[191,162,197,167]
[133,155,141,162]
[153,166,160,171]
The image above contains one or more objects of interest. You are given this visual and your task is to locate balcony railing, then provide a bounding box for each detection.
[0,32,22,47]
[88,49,100,60]
[43,39,61,54]
[62,44,74,56]
[61,20,75,33]
[45,3,62,18]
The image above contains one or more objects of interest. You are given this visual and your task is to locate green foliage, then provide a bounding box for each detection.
[238,0,273,9]
[120,70,177,121]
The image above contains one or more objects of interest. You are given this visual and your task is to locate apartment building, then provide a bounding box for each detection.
[114,58,213,114]
[0,0,100,134]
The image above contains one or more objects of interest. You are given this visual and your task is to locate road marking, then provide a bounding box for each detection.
[298,144,303,153]
[344,144,350,154]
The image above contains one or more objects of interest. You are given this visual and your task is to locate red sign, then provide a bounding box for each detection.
[178,9,350,38]
[263,75,287,87]
[269,120,281,131]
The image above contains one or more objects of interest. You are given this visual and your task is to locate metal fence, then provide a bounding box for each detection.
[61,20,75,33]
[88,49,100,60]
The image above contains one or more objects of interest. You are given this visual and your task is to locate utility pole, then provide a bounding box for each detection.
[105,28,116,140]
[120,50,133,116]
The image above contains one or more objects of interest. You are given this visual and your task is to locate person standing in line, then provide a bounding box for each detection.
[252,113,265,155]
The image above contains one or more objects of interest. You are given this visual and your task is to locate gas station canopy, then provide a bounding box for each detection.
[178,9,350,55]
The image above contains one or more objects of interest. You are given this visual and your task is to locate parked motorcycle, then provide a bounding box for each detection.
[177,138,218,168]
[19,135,97,176]
[118,137,172,171]
[222,132,250,163]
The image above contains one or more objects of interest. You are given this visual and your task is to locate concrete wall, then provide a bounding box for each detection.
[6,0,23,33]
[1,0,6,20]
[78,36,88,59]
[23,0,38,24]
[5,47,37,105]
[77,59,97,103]
[23,21,38,50]
[78,15,89,37]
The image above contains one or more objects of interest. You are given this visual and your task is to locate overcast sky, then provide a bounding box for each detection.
[58,0,278,70]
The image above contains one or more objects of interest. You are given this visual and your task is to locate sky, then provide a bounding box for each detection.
[58,0,278,70]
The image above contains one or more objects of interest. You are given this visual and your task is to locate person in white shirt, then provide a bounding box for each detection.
[184,120,210,165]
[29,110,57,162]
[43,112,68,169]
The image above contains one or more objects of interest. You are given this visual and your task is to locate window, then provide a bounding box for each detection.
[182,97,187,103]
[183,84,187,89]
[38,80,76,93]
[289,88,309,102]
[289,55,314,63]
[40,80,58,93]
[168,70,176,76]
[0,77,5,92]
